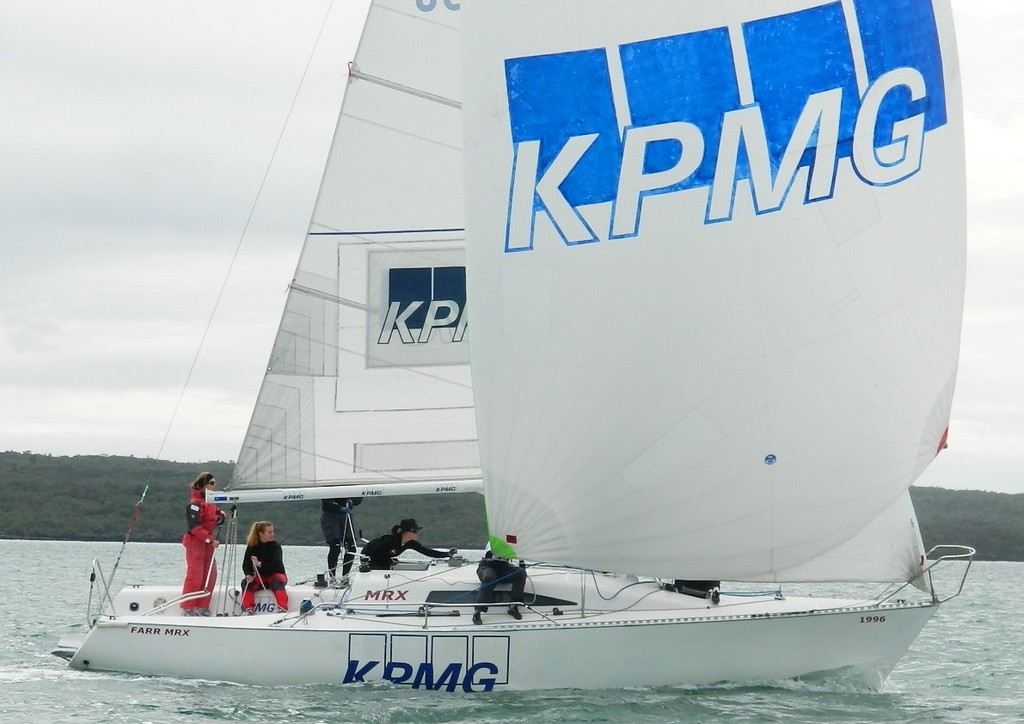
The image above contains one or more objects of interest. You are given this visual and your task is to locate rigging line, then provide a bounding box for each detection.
[152,1,338,462]
[106,485,150,590]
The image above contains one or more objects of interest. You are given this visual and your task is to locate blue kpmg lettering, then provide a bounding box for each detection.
[503,0,947,252]
[378,266,468,345]
[343,659,499,692]
[416,0,459,12]
[344,659,378,682]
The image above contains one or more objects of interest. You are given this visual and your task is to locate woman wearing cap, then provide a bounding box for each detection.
[180,472,226,616]
[363,518,457,570]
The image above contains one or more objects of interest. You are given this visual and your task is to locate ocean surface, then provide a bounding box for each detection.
[1,539,1020,723]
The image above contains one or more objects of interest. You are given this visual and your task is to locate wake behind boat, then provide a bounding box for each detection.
[61,0,976,691]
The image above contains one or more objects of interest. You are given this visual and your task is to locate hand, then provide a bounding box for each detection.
[245,575,254,584]
[216,511,226,524]
[251,555,260,567]
[211,539,219,549]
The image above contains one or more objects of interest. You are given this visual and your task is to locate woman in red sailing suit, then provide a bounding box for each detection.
[180,472,226,616]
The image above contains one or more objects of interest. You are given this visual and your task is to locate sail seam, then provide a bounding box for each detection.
[343,110,462,152]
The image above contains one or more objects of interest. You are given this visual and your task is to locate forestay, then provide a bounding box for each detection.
[463,0,965,582]
[233,0,478,490]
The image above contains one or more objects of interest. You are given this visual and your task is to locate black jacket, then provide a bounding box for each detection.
[364,533,449,570]
[242,540,286,577]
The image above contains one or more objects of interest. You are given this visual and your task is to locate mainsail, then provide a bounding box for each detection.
[463,0,965,582]
[233,0,476,490]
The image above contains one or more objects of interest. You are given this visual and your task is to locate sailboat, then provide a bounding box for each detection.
[60,0,975,691]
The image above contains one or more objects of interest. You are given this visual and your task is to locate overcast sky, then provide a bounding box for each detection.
[1,2,1021,494]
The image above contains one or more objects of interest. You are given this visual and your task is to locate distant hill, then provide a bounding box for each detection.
[0,451,485,548]
[0,451,1018,560]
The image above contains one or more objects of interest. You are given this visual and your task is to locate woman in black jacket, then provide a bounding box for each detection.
[241,521,289,613]
[364,518,457,570]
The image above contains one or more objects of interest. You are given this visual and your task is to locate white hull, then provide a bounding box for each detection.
[67,559,936,691]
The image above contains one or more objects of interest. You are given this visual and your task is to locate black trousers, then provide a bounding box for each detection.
[475,559,526,611]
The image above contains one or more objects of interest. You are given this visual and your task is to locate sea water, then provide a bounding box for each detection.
[1,539,1020,723]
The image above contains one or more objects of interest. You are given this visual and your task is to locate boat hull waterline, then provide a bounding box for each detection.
[67,562,936,691]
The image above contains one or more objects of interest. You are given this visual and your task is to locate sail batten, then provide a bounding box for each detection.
[349,66,462,109]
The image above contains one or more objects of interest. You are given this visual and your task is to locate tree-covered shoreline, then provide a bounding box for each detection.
[1,451,1016,560]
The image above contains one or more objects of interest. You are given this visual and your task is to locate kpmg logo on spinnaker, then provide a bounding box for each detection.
[377,266,467,346]
[502,0,948,252]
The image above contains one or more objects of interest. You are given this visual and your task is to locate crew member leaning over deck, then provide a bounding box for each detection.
[363,518,457,570]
